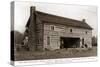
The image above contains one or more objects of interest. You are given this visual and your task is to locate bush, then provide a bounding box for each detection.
[92,36,97,46]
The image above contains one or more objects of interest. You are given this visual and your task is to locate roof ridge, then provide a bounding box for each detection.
[36,11,82,23]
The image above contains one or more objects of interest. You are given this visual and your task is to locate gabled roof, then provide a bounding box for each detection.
[26,11,93,30]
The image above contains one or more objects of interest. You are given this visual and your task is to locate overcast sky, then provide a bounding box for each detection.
[14,2,97,36]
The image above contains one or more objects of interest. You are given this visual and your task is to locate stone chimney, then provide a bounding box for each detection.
[28,6,37,51]
[82,19,86,22]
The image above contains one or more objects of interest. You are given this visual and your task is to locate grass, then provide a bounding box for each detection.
[14,47,97,61]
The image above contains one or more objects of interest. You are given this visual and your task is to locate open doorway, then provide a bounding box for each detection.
[60,37,80,49]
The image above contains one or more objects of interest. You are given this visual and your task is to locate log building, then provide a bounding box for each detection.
[25,6,93,51]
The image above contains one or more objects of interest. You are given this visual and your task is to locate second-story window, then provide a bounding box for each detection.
[85,31,87,34]
[51,26,54,30]
[70,29,72,32]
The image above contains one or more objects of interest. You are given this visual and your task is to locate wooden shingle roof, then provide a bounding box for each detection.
[26,11,93,30]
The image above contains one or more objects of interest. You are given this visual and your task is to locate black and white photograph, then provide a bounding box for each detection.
[11,1,97,62]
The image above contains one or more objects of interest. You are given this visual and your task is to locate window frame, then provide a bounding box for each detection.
[51,25,54,30]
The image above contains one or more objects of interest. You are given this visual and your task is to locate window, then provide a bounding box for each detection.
[70,29,72,32]
[82,38,84,45]
[47,36,50,45]
[85,31,87,34]
[51,26,54,30]
[37,39,39,44]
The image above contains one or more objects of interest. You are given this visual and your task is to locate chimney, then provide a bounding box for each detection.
[28,6,37,51]
[30,6,36,15]
[82,19,86,22]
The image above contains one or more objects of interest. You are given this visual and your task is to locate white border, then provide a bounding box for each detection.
[13,57,97,66]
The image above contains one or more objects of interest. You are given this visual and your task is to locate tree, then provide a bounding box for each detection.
[14,31,24,44]
[92,36,97,46]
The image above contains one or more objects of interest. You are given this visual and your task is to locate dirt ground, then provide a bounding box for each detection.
[14,47,97,61]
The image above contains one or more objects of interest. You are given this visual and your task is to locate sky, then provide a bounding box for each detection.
[14,2,98,36]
